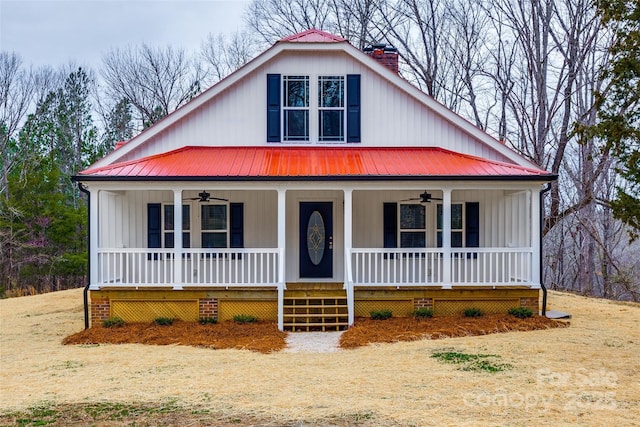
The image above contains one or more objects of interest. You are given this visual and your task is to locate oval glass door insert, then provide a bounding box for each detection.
[307,210,325,265]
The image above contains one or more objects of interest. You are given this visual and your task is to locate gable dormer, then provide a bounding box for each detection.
[266,73,360,143]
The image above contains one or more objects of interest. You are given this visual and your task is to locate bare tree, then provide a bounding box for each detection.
[0,52,33,200]
[245,0,335,45]
[372,0,450,99]
[330,0,382,49]
[201,30,260,84]
[0,54,60,200]
[101,44,204,129]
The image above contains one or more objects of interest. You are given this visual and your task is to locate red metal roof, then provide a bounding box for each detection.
[279,28,346,43]
[79,147,553,181]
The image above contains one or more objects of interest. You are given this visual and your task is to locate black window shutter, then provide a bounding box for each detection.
[466,202,479,259]
[346,74,361,143]
[267,74,281,142]
[383,202,397,248]
[230,203,244,248]
[147,203,161,260]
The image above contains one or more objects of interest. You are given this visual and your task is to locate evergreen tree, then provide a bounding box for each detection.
[594,0,640,239]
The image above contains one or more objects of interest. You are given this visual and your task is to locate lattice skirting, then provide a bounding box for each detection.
[111,299,199,322]
[218,300,278,322]
[433,299,520,316]
[354,300,414,317]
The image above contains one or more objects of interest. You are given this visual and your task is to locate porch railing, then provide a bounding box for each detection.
[181,248,279,286]
[351,248,444,285]
[351,247,534,286]
[96,247,533,288]
[95,248,280,287]
[450,248,533,285]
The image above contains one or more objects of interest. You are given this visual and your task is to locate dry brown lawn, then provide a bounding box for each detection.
[61,311,564,353]
[1,289,639,426]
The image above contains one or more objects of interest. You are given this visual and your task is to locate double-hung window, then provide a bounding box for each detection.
[400,204,426,248]
[437,204,463,248]
[267,74,360,143]
[436,202,480,258]
[163,204,191,249]
[201,204,228,248]
[318,76,345,141]
[283,76,309,141]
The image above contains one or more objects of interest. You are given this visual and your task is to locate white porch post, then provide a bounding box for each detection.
[277,189,286,331]
[173,189,183,290]
[343,188,354,326]
[531,187,541,287]
[89,188,99,289]
[442,188,452,288]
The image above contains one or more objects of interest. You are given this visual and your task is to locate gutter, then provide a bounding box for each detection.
[540,183,552,316]
[77,182,91,329]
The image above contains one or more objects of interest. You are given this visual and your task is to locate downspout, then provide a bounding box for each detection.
[78,182,91,329]
[540,183,552,316]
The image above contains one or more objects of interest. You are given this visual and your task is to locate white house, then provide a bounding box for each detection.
[74,29,556,331]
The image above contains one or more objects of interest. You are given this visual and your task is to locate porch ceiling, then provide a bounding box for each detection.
[78,146,555,181]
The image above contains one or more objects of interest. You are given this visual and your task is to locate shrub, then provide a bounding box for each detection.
[370,309,392,320]
[102,317,125,328]
[508,307,533,319]
[413,307,434,318]
[199,317,217,324]
[154,317,174,326]
[233,314,258,323]
[463,307,483,318]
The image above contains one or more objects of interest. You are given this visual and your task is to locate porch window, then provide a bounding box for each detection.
[400,204,426,248]
[437,204,463,247]
[436,202,480,254]
[164,204,190,248]
[201,204,227,248]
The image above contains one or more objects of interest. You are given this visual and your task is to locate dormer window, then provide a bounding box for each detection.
[318,76,345,141]
[267,74,360,143]
[283,76,310,141]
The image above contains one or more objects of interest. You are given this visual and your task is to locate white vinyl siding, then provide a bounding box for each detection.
[114,51,512,164]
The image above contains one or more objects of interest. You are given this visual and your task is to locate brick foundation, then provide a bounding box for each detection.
[90,298,111,326]
[520,297,539,312]
[414,298,433,310]
[199,298,218,320]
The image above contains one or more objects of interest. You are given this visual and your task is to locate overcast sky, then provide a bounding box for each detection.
[0,0,251,69]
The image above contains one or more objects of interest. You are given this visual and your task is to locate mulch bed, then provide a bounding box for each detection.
[63,320,288,354]
[63,315,568,353]
[340,314,569,349]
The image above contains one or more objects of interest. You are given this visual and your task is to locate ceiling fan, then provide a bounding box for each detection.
[401,191,443,204]
[184,191,229,202]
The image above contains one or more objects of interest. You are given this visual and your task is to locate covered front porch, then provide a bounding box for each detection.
[85,182,543,329]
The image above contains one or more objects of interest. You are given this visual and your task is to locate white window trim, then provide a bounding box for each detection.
[398,203,426,248]
[199,203,230,249]
[437,202,465,247]
[281,74,347,144]
[162,203,191,249]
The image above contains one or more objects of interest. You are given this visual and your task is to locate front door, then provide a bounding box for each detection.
[299,202,333,278]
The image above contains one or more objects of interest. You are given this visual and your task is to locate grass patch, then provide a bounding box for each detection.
[199,317,217,324]
[431,350,511,372]
[370,309,392,320]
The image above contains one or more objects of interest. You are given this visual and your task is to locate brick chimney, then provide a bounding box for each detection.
[364,43,398,74]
